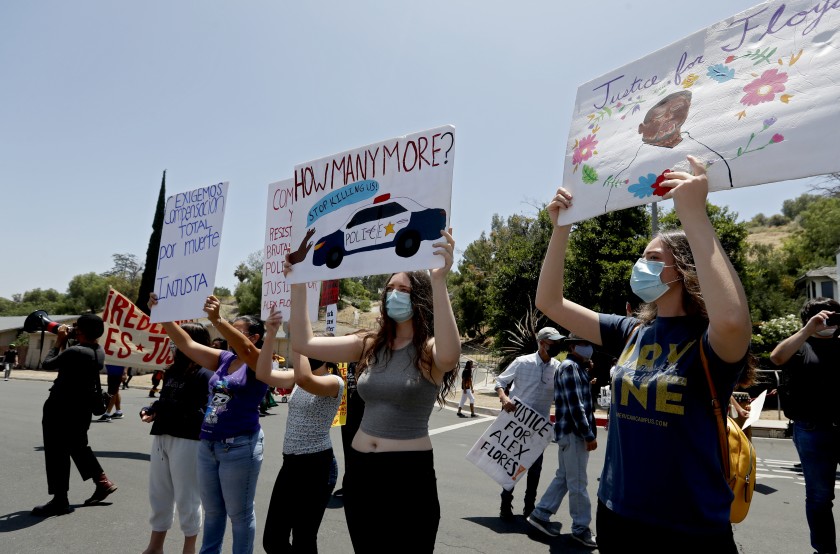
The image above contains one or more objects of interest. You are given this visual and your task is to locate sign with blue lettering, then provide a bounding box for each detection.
[559,0,840,225]
[466,397,553,490]
[285,126,454,284]
[151,181,229,323]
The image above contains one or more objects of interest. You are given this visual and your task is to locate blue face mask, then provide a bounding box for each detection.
[385,290,414,323]
[630,258,679,303]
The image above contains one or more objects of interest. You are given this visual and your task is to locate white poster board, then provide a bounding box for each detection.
[559,0,840,225]
[285,126,454,284]
[262,178,321,323]
[741,389,767,430]
[151,182,228,323]
[466,398,553,490]
[325,303,337,335]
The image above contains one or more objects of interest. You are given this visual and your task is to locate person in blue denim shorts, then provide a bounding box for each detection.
[771,297,840,554]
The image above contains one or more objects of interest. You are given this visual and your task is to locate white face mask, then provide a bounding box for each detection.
[817,327,837,337]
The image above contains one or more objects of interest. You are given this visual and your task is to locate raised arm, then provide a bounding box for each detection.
[535,188,602,344]
[292,352,341,398]
[149,293,221,369]
[254,308,295,389]
[770,310,831,366]
[429,229,461,382]
[285,260,364,363]
[661,156,751,363]
[203,295,261,368]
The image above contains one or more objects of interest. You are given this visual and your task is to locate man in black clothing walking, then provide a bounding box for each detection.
[32,314,118,517]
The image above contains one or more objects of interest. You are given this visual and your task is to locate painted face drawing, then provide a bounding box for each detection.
[638,91,692,148]
[204,390,232,425]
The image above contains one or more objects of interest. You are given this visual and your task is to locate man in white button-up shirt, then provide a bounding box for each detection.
[494,327,564,520]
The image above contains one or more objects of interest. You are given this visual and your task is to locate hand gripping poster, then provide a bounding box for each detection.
[466,398,553,490]
[284,126,454,284]
[559,0,840,225]
[151,182,228,323]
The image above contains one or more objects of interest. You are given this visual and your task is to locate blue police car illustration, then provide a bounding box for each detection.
[312,193,447,269]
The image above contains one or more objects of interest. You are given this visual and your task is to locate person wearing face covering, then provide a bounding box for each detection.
[526,335,598,547]
[770,297,840,554]
[494,326,565,520]
[284,229,460,553]
[535,156,753,553]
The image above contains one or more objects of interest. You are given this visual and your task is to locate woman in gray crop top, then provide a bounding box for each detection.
[285,229,461,553]
[256,310,344,553]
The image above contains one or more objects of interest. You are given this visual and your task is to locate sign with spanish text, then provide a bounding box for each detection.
[261,178,321,323]
[101,288,178,370]
[325,303,337,335]
[466,398,553,490]
[151,182,228,322]
[559,0,840,225]
[331,362,348,427]
[285,126,454,284]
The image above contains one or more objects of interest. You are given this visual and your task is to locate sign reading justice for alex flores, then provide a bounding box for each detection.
[466,398,553,490]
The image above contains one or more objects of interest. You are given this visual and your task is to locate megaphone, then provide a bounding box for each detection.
[23,310,63,334]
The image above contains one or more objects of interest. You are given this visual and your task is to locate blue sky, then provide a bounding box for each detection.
[0,1,816,300]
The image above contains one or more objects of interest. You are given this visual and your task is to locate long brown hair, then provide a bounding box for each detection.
[356,271,456,405]
[169,323,212,377]
[636,230,756,386]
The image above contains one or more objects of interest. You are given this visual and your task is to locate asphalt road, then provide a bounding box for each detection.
[0,379,832,553]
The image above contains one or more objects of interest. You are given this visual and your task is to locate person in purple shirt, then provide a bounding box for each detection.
[150,294,271,554]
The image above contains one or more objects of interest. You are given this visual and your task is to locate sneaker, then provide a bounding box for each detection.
[526,515,561,537]
[97,414,111,422]
[456,412,467,418]
[31,498,74,517]
[571,529,597,548]
[85,474,117,505]
[470,413,477,418]
[111,411,124,420]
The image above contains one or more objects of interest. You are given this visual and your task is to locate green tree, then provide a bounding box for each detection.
[136,171,167,313]
[781,193,820,220]
[102,253,143,301]
[67,273,111,312]
[743,242,801,322]
[565,206,651,315]
[451,231,494,338]
[233,251,263,316]
[214,286,232,297]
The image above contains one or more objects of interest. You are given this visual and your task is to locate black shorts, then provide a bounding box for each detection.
[106,374,122,395]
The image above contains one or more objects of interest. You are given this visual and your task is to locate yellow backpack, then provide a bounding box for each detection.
[700,347,756,523]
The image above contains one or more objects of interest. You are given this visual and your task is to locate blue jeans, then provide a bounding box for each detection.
[532,433,592,534]
[198,430,264,554]
[793,421,840,554]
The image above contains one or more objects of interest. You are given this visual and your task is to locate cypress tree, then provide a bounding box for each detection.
[135,170,167,314]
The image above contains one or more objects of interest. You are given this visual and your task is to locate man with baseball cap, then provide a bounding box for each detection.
[494,326,564,519]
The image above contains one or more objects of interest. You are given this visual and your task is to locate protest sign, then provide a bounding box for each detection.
[262,178,321,322]
[285,126,454,284]
[331,362,348,427]
[101,288,176,371]
[325,304,337,335]
[466,398,553,490]
[151,182,228,322]
[741,389,767,430]
[559,0,840,225]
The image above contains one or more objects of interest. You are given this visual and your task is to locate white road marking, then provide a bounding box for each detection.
[429,416,491,435]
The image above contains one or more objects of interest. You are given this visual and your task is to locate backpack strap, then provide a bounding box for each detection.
[699,346,731,478]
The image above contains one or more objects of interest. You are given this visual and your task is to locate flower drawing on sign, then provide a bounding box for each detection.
[628,173,657,198]
[736,117,785,158]
[650,170,673,197]
[581,165,599,185]
[572,134,598,173]
[682,74,699,88]
[707,64,734,83]
[741,69,788,106]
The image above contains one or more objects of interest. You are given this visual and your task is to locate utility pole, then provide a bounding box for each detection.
[651,202,659,237]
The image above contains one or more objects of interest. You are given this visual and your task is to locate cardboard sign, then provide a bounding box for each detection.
[151,182,228,322]
[331,362,348,427]
[101,288,177,370]
[261,178,321,322]
[466,398,553,490]
[285,126,454,284]
[559,0,840,225]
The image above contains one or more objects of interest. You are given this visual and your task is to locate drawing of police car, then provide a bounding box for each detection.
[312,193,447,269]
